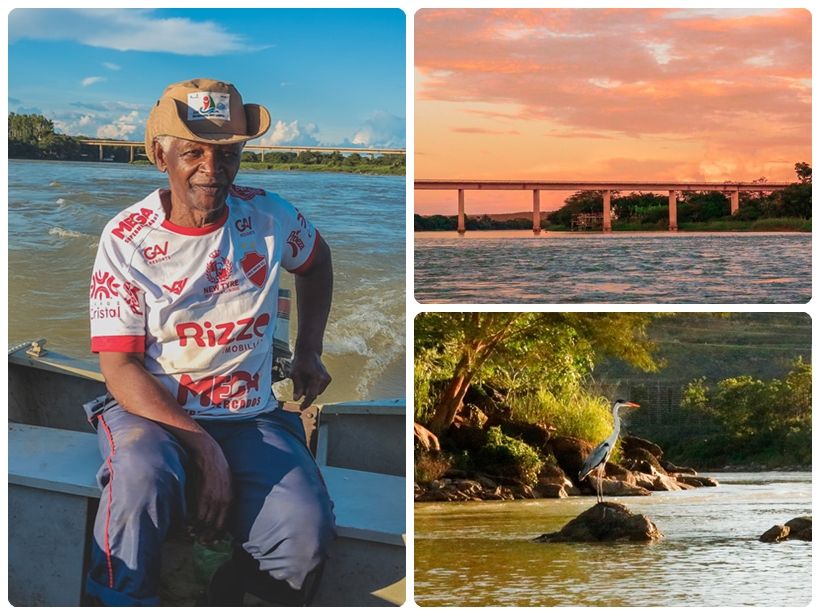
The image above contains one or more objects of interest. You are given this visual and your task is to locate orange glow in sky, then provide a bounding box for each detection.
[415,8,811,214]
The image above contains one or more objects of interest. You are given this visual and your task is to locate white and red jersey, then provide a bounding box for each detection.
[89,184,319,420]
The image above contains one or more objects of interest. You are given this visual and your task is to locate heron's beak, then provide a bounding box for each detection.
[626,402,640,408]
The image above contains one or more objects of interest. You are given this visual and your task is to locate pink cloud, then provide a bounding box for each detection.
[416,9,811,140]
[452,127,520,135]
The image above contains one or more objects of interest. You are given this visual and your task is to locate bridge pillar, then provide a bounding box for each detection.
[730,189,739,215]
[457,189,466,234]
[532,190,541,234]
[668,191,678,231]
[129,146,134,163]
[602,190,612,233]
[98,144,103,162]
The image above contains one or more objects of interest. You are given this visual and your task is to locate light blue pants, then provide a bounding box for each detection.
[84,405,336,606]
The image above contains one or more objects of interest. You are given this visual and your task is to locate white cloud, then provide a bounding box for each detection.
[646,42,674,65]
[259,120,320,147]
[82,76,104,87]
[103,62,121,70]
[25,99,146,137]
[746,53,774,67]
[96,110,140,139]
[9,8,253,56]
[351,111,405,148]
[52,119,70,134]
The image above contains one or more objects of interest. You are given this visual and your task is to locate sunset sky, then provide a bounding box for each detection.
[415,8,811,214]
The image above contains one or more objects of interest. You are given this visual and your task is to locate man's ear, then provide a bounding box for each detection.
[153,140,167,173]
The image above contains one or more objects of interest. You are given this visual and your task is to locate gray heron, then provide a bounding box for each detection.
[578,399,640,503]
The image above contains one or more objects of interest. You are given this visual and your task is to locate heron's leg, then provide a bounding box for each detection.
[597,464,605,503]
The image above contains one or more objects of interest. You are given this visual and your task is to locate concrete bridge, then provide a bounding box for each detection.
[79,139,405,163]
[414,180,792,233]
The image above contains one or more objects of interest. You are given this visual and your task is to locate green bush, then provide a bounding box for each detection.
[678,359,811,467]
[513,386,613,445]
[474,427,543,486]
[414,451,453,485]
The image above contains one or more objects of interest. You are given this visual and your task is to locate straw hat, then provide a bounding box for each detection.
[144,78,270,163]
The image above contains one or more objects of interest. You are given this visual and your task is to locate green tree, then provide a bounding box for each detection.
[9,112,54,143]
[549,190,611,228]
[679,191,730,222]
[795,161,811,184]
[415,313,659,434]
[681,358,811,440]
[613,192,667,221]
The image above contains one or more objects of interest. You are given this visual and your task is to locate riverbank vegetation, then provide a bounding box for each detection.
[237,151,405,175]
[415,162,811,231]
[415,313,811,495]
[8,112,405,175]
[671,359,811,469]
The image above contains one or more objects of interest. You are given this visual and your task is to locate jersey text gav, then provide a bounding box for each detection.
[89,185,319,420]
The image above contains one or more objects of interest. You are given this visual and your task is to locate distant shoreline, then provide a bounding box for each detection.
[415,227,811,233]
[414,213,810,233]
[9,157,405,177]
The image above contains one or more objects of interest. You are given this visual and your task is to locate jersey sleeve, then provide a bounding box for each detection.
[89,233,147,353]
[272,195,320,274]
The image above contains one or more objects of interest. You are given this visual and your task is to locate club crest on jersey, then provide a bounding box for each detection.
[240,251,268,288]
[205,250,233,284]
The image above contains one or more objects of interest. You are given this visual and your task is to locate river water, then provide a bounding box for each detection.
[415,231,811,303]
[414,472,811,607]
[7,160,405,403]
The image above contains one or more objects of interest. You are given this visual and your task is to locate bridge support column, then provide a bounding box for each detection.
[98,144,103,161]
[602,190,612,233]
[668,191,678,231]
[730,189,739,215]
[129,146,134,163]
[457,189,466,234]
[532,190,541,234]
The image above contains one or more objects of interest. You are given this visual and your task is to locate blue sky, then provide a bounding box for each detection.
[8,8,406,148]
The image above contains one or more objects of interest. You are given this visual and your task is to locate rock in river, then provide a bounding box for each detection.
[533,502,662,543]
[760,517,812,542]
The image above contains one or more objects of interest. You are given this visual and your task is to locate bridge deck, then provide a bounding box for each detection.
[415,180,790,191]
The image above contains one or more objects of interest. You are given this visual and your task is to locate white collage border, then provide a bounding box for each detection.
[1,1,816,612]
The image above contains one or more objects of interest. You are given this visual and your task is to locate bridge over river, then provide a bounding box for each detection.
[414,180,792,233]
[80,139,405,162]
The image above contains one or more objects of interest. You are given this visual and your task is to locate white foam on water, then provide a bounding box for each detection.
[49,226,85,239]
[324,292,404,398]
[55,198,66,205]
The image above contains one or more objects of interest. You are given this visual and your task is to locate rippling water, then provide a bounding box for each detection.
[414,472,811,606]
[8,160,405,402]
[415,231,811,303]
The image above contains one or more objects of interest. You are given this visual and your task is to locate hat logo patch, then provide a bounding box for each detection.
[187,92,231,121]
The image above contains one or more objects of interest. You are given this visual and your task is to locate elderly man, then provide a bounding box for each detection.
[85,78,335,606]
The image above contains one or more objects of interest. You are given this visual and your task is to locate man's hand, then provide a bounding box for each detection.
[187,434,233,540]
[99,352,234,538]
[291,350,332,409]
[292,236,333,409]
